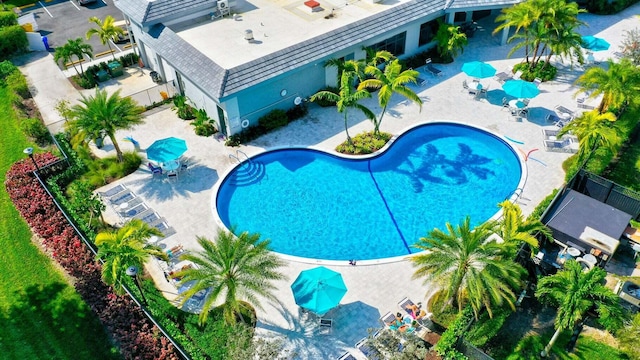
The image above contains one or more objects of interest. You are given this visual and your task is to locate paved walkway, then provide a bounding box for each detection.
[17,5,640,359]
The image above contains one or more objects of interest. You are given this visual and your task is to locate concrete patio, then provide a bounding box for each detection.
[19,4,640,359]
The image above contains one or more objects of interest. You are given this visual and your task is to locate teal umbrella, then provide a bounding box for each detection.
[581,36,610,51]
[502,80,540,99]
[291,266,347,316]
[146,137,187,162]
[461,61,496,79]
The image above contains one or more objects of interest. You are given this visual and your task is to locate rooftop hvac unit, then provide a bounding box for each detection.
[218,0,230,16]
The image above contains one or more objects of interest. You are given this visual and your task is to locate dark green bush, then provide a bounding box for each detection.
[465,306,511,347]
[0,59,17,82]
[72,74,97,89]
[0,11,17,28]
[286,103,308,121]
[0,25,28,60]
[172,95,196,120]
[434,306,473,359]
[195,123,216,136]
[312,86,338,107]
[335,131,392,155]
[513,61,557,82]
[585,0,639,14]
[118,52,139,67]
[6,70,30,98]
[20,117,51,145]
[258,109,288,130]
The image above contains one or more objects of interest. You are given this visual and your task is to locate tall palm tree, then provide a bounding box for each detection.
[86,15,125,61]
[56,38,93,77]
[575,59,640,113]
[95,219,166,294]
[411,217,525,318]
[536,260,624,357]
[66,88,145,162]
[493,201,551,257]
[494,2,537,63]
[357,59,423,135]
[311,60,376,144]
[172,230,286,325]
[558,110,621,168]
[53,45,79,77]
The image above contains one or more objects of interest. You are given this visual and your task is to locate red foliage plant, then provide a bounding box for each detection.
[4,154,178,360]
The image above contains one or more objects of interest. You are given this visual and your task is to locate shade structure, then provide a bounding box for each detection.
[461,61,496,79]
[146,137,187,162]
[581,36,610,51]
[502,79,540,99]
[291,266,347,316]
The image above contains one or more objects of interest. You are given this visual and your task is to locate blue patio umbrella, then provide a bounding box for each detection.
[461,61,497,79]
[581,36,610,51]
[291,266,347,316]
[146,137,187,163]
[502,79,540,99]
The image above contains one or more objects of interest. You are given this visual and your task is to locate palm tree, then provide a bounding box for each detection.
[86,15,125,61]
[53,45,79,77]
[66,88,145,162]
[411,217,525,318]
[95,219,166,294]
[558,110,621,168]
[536,260,624,357]
[311,60,376,144]
[494,3,537,63]
[55,38,93,77]
[435,21,467,62]
[493,201,551,257]
[357,59,423,135]
[575,59,640,113]
[172,230,286,325]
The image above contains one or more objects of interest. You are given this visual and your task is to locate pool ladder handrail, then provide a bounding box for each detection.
[228,150,252,165]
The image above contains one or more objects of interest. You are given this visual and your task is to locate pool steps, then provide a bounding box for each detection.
[228,150,265,186]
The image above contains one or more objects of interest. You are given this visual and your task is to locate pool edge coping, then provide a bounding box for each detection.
[210,120,529,266]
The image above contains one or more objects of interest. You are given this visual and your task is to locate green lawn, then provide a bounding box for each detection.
[0,86,120,359]
[505,330,628,360]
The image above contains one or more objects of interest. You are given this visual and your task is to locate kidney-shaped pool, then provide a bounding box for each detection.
[215,122,525,261]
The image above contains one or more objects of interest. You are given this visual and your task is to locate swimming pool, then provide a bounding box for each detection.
[215,122,525,262]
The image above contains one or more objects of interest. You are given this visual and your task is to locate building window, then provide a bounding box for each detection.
[418,17,443,47]
[370,32,406,56]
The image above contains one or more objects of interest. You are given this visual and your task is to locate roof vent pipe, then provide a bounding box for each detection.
[244,29,254,41]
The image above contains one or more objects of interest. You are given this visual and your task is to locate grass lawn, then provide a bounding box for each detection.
[607,139,640,192]
[0,86,120,359]
[506,330,628,360]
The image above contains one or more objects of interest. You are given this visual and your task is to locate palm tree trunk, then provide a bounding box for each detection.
[78,57,85,77]
[70,62,80,77]
[108,133,124,162]
[108,41,117,61]
[344,112,352,144]
[376,106,388,135]
[541,327,563,357]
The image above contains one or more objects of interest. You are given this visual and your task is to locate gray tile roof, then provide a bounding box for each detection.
[138,0,518,99]
[447,0,521,9]
[115,0,215,25]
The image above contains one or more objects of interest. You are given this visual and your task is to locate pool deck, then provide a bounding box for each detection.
[23,4,640,359]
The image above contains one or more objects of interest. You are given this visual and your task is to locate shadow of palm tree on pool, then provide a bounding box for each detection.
[396,143,495,192]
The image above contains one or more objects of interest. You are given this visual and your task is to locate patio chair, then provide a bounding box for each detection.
[148,163,162,177]
[123,203,149,218]
[100,184,126,198]
[399,297,427,321]
[533,78,542,87]
[180,160,190,173]
[318,318,333,335]
[338,352,357,360]
[554,105,575,118]
[356,337,381,360]
[494,71,511,83]
[380,311,396,327]
[462,80,470,92]
[167,170,178,180]
[109,190,135,206]
[424,58,443,77]
[501,97,509,110]
[513,70,523,80]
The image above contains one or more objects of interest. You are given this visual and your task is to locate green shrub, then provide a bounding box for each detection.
[0,25,27,60]
[433,306,473,359]
[6,70,29,98]
[0,59,17,82]
[335,131,392,155]
[286,104,308,121]
[118,52,139,67]
[0,11,17,28]
[71,74,97,89]
[513,61,557,82]
[527,188,559,222]
[465,306,511,347]
[172,95,196,120]
[313,87,338,107]
[20,118,50,145]
[225,134,242,147]
[585,0,639,14]
[258,109,288,130]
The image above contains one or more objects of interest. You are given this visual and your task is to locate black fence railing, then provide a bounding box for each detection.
[567,169,640,220]
[28,143,192,360]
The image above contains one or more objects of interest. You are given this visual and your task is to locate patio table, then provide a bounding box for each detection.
[161,160,180,172]
[509,100,525,109]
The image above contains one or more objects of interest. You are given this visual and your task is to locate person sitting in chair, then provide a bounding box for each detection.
[386,312,404,330]
[408,304,427,320]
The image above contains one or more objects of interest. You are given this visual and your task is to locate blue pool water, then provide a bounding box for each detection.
[216,123,523,261]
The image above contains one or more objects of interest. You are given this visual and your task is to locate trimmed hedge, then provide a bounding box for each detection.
[5,154,178,360]
[225,105,308,146]
[0,11,17,28]
[0,25,27,60]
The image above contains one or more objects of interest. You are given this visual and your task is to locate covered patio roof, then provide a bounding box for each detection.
[543,189,632,255]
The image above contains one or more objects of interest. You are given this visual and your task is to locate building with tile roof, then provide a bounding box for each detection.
[115,0,519,135]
